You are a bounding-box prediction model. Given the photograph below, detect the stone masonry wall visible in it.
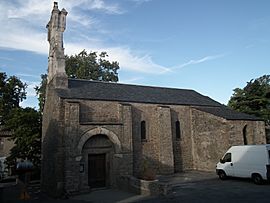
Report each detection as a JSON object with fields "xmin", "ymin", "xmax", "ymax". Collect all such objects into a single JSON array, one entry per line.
[
  {"xmin": 62, "ymin": 99, "xmax": 133, "ymax": 193},
  {"xmin": 227, "ymin": 120, "xmax": 266, "ymax": 145},
  {"xmin": 157, "ymin": 106, "xmax": 174, "ymax": 174},
  {"xmin": 191, "ymin": 108, "xmax": 229, "ymax": 171},
  {"xmin": 42, "ymin": 85, "xmax": 66, "ymax": 197},
  {"xmin": 170, "ymin": 106, "xmax": 194, "ymax": 171},
  {"xmin": 191, "ymin": 108, "xmax": 266, "ymax": 171},
  {"xmin": 63, "ymin": 100, "xmax": 193, "ymax": 188},
  {"xmin": 132, "ymin": 103, "xmax": 194, "ymax": 177},
  {"xmin": 43, "ymin": 93, "xmax": 266, "ymax": 195}
]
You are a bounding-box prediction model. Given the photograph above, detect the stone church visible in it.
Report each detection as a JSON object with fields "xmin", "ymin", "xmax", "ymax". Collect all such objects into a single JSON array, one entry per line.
[{"xmin": 42, "ymin": 2, "xmax": 266, "ymax": 197}]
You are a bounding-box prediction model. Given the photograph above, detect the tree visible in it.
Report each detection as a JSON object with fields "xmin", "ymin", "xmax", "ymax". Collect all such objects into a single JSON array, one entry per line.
[
  {"xmin": 0, "ymin": 73, "xmax": 41, "ymax": 172},
  {"xmin": 34, "ymin": 74, "xmax": 47, "ymax": 113},
  {"xmin": 5, "ymin": 108, "xmax": 41, "ymax": 171},
  {"xmin": 36, "ymin": 50, "xmax": 120, "ymax": 111},
  {"xmin": 65, "ymin": 50, "xmax": 119, "ymax": 82},
  {"xmin": 228, "ymin": 75, "xmax": 270, "ymax": 125},
  {"xmin": 0, "ymin": 72, "xmax": 27, "ymax": 125}
]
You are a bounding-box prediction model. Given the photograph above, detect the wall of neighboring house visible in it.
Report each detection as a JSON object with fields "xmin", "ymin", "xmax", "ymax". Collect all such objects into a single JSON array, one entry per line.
[
  {"xmin": 0, "ymin": 136, "xmax": 14, "ymax": 157},
  {"xmin": 0, "ymin": 136, "xmax": 14, "ymax": 179}
]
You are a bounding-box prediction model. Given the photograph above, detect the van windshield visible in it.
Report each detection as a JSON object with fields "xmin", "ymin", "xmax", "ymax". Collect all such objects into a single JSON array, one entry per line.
[{"xmin": 221, "ymin": 153, "xmax": 231, "ymax": 163}]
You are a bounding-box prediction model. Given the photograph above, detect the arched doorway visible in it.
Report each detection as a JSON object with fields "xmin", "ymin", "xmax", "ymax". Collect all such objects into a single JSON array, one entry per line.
[{"xmin": 81, "ymin": 134, "xmax": 114, "ymax": 189}]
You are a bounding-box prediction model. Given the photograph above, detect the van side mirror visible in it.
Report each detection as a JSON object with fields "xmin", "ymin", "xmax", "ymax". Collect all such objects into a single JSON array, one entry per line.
[{"xmin": 220, "ymin": 159, "xmax": 224, "ymax": 164}]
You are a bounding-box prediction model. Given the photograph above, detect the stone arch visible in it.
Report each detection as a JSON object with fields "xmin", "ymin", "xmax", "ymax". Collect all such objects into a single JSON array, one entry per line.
[{"xmin": 77, "ymin": 127, "xmax": 121, "ymax": 154}]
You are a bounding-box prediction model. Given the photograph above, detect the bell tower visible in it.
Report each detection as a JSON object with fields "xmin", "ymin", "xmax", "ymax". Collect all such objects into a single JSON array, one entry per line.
[{"xmin": 46, "ymin": 2, "xmax": 68, "ymax": 88}]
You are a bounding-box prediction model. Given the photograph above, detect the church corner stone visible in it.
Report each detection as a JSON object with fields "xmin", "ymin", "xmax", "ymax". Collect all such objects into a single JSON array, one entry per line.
[{"xmin": 41, "ymin": 2, "xmax": 266, "ymax": 197}]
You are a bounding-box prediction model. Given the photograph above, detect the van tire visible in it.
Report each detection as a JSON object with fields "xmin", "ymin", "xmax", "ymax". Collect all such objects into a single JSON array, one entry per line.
[
  {"xmin": 218, "ymin": 170, "xmax": 227, "ymax": 180},
  {"xmin": 252, "ymin": 174, "xmax": 263, "ymax": 185}
]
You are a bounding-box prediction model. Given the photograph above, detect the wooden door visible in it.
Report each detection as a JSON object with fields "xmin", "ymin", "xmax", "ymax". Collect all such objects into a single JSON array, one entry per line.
[{"xmin": 88, "ymin": 154, "xmax": 106, "ymax": 188}]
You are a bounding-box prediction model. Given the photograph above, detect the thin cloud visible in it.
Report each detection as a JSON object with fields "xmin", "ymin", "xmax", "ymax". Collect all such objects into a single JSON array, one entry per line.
[
  {"xmin": 106, "ymin": 47, "xmax": 171, "ymax": 74},
  {"xmin": 119, "ymin": 77, "xmax": 143, "ymax": 84},
  {"xmin": 0, "ymin": 56, "xmax": 13, "ymax": 61},
  {"xmin": 17, "ymin": 73, "xmax": 41, "ymax": 79},
  {"xmin": 0, "ymin": 0, "xmax": 172, "ymax": 75},
  {"xmin": 171, "ymin": 54, "xmax": 225, "ymax": 71},
  {"xmin": 65, "ymin": 43, "xmax": 171, "ymax": 74},
  {"xmin": 129, "ymin": 0, "xmax": 152, "ymax": 5},
  {"xmin": 85, "ymin": 0, "xmax": 124, "ymax": 14}
]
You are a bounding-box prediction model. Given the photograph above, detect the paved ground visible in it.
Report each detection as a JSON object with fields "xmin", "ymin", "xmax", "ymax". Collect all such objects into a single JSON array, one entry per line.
[
  {"xmin": 1, "ymin": 171, "xmax": 270, "ymax": 202},
  {"xmin": 140, "ymin": 177, "xmax": 270, "ymax": 203},
  {"xmin": 71, "ymin": 188, "xmax": 147, "ymax": 203}
]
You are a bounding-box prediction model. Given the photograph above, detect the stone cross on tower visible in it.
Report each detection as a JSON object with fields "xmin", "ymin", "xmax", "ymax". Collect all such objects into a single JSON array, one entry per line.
[{"xmin": 46, "ymin": 2, "xmax": 68, "ymax": 88}]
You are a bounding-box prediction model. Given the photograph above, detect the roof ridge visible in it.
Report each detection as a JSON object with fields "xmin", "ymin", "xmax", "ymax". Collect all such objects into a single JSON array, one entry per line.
[{"xmin": 68, "ymin": 78, "xmax": 196, "ymax": 92}]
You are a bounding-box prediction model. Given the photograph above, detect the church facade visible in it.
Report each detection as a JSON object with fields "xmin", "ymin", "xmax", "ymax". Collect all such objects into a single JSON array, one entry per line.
[{"xmin": 41, "ymin": 3, "xmax": 266, "ymax": 197}]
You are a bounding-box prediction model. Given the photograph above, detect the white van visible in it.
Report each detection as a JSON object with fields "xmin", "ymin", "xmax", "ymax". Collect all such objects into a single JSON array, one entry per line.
[{"xmin": 216, "ymin": 145, "xmax": 270, "ymax": 184}]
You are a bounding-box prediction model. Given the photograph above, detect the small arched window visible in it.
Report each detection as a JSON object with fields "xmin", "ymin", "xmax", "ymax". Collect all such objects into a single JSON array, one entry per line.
[
  {"xmin": 141, "ymin": 120, "xmax": 146, "ymax": 141},
  {"xmin": 176, "ymin": 120, "xmax": 181, "ymax": 139}
]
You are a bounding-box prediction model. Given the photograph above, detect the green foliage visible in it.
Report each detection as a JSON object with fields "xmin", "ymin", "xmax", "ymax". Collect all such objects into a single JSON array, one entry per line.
[
  {"xmin": 0, "ymin": 72, "xmax": 27, "ymax": 124},
  {"xmin": 65, "ymin": 50, "xmax": 119, "ymax": 82},
  {"xmin": 228, "ymin": 75, "xmax": 270, "ymax": 125},
  {"xmin": 0, "ymin": 72, "xmax": 40, "ymax": 171},
  {"xmin": 34, "ymin": 74, "xmax": 47, "ymax": 113},
  {"xmin": 5, "ymin": 107, "xmax": 41, "ymax": 169}
]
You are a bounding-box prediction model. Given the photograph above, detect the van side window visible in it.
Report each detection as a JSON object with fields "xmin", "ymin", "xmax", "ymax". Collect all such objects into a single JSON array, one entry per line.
[
  {"xmin": 223, "ymin": 153, "xmax": 231, "ymax": 162},
  {"xmin": 268, "ymin": 150, "xmax": 270, "ymax": 159}
]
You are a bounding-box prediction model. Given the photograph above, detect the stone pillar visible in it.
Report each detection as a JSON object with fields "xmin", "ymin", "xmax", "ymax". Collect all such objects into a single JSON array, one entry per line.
[
  {"xmin": 122, "ymin": 104, "xmax": 133, "ymax": 152},
  {"xmin": 158, "ymin": 106, "xmax": 174, "ymax": 174},
  {"xmin": 117, "ymin": 104, "xmax": 133, "ymax": 175}
]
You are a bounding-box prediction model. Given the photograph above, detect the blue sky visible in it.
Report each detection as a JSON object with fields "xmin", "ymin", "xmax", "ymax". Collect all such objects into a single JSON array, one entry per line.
[{"xmin": 0, "ymin": 0, "xmax": 269, "ymax": 108}]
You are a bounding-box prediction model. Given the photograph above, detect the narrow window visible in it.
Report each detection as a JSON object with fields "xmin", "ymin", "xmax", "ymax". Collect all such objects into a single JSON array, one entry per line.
[
  {"xmin": 176, "ymin": 120, "xmax": 181, "ymax": 139},
  {"xmin": 243, "ymin": 125, "xmax": 247, "ymax": 145},
  {"xmin": 141, "ymin": 121, "xmax": 146, "ymax": 140}
]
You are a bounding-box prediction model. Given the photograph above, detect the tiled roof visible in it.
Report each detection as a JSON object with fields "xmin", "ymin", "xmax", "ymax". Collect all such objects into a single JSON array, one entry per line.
[
  {"xmin": 55, "ymin": 79, "xmax": 261, "ymax": 121},
  {"xmin": 194, "ymin": 106, "xmax": 262, "ymax": 121},
  {"xmin": 57, "ymin": 79, "xmax": 222, "ymax": 106}
]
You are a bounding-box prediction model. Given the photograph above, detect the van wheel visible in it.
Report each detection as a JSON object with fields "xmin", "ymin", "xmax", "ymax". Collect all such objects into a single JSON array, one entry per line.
[
  {"xmin": 252, "ymin": 174, "xmax": 263, "ymax": 185},
  {"xmin": 218, "ymin": 170, "xmax": 227, "ymax": 180}
]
